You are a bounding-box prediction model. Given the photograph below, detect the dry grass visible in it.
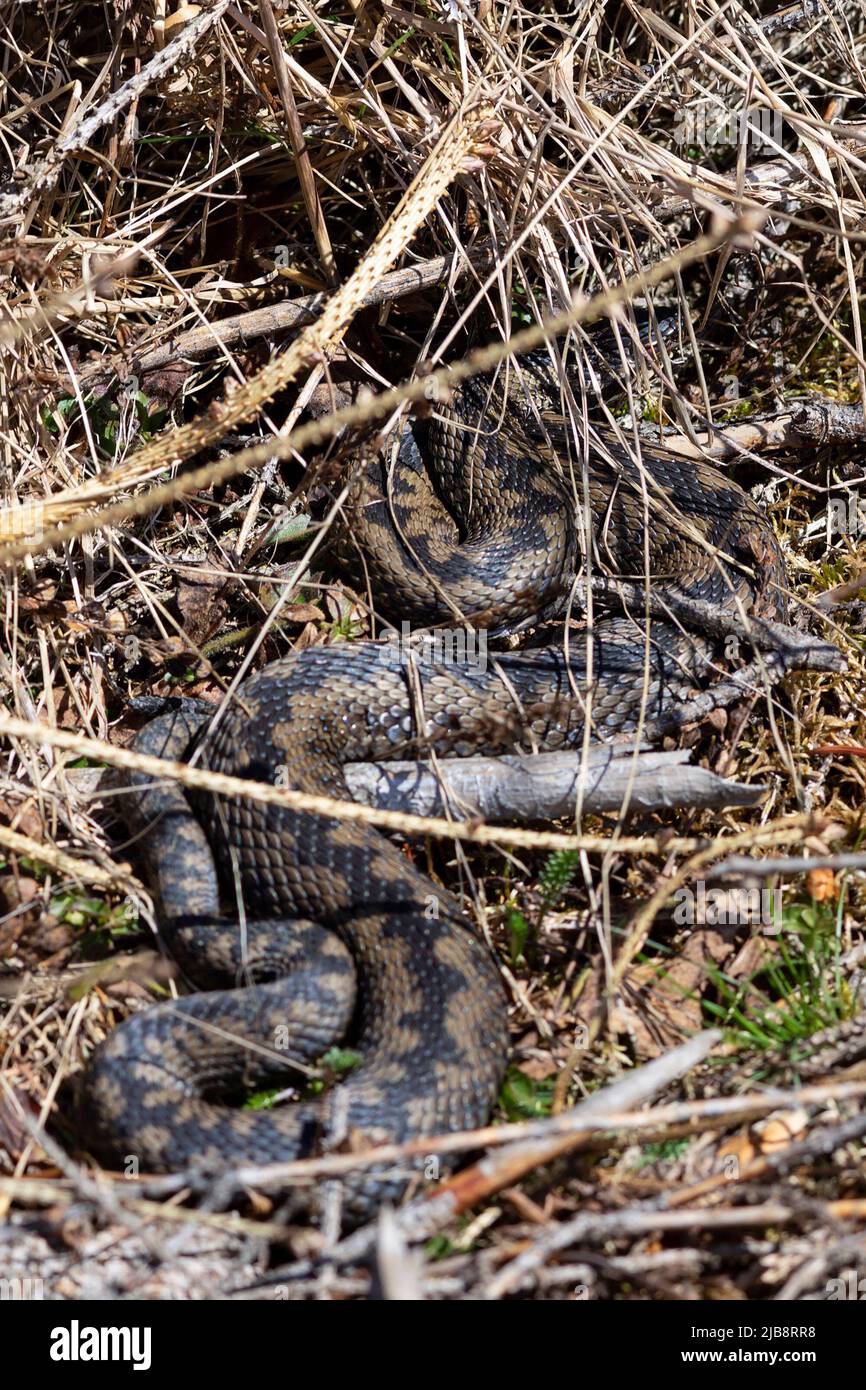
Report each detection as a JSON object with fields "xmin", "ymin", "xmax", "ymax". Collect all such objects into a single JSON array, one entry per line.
[{"xmin": 1, "ymin": 0, "xmax": 866, "ymax": 1300}]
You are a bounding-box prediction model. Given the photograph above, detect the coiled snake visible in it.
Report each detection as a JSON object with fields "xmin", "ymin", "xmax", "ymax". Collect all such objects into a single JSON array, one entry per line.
[{"xmin": 77, "ymin": 349, "xmax": 791, "ymax": 1214}]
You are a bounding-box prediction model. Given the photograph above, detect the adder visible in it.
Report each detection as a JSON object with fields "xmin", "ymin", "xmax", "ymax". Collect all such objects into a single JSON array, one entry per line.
[{"xmin": 76, "ymin": 345, "xmax": 810, "ymax": 1215}]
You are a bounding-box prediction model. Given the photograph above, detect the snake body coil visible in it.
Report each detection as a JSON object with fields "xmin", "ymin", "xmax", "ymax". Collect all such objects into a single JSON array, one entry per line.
[{"xmin": 78, "ymin": 352, "xmax": 787, "ymax": 1214}]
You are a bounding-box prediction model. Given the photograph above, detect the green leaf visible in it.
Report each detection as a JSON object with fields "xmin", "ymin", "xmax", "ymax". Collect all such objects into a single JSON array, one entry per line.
[
  {"xmin": 245, "ymin": 1088, "xmax": 281, "ymax": 1110},
  {"xmin": 506, "ymin": 908, "xmax": 530, "ymax": 964},
  {"xmin": 539, "ymin": 848, "xmax": 580, "ymax": 907},
  {"xmin": 320, "ymin": 1046, "xmax": 362, "ymax": 1075},
  {"xmin": 425, "ymin": 1234, "xmax": 454, "ymax": 1260},
  {"xmin": 499, "ymin": 1066, "xmax": 554, "ymax": 1120},
  {"xmin": 267, "ymin": 512, "xmax": 312, "ymax": 546}
]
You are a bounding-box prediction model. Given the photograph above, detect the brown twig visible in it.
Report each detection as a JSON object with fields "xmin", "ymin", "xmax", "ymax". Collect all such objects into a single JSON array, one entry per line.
[{"xmin": 75, "ymin": 249, "xmax": 493, "ymax": 384}]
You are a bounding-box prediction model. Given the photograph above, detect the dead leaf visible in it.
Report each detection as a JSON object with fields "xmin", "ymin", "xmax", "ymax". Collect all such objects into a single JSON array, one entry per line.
[
  {"xmin": 806, "ymin": 867, "xmax": 837, "ymax": 902},
  {"xmin": 754, "ymin": 1108, "xmax": 809, "ymax": 1153},
  {"xmin": 620, "ymin": 926, "xmax": 738, "ymax": 1061},
  {"xmin": 0, "ymin": 1082, "xmax": 42, "ymax": 1167},
  {"xmin": 175, "ymin": 551, "xmax": 233, "ymax": 646},
  {"xmin": 281, "ymin": 602, "xmax": 326, "ymax": 625}
]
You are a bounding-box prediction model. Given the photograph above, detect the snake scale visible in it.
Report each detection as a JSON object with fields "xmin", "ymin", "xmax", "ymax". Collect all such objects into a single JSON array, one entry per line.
[{"xmin": 77, "ymin": 348, "xmax": 789, "ymax": 1215}]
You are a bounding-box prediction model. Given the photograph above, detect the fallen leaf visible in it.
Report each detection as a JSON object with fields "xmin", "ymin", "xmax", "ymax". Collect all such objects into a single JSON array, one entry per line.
[
  {"xmin": 806, "ymin": 867, "xmax": 837, "ymax": 902},
  {"xmin": 176, "ymin": 551, "xmax": 233, "ymax": 646},
  {"xmin": 754, "ymin": 1108, "xmax": 809, "ymax": 1153}
]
